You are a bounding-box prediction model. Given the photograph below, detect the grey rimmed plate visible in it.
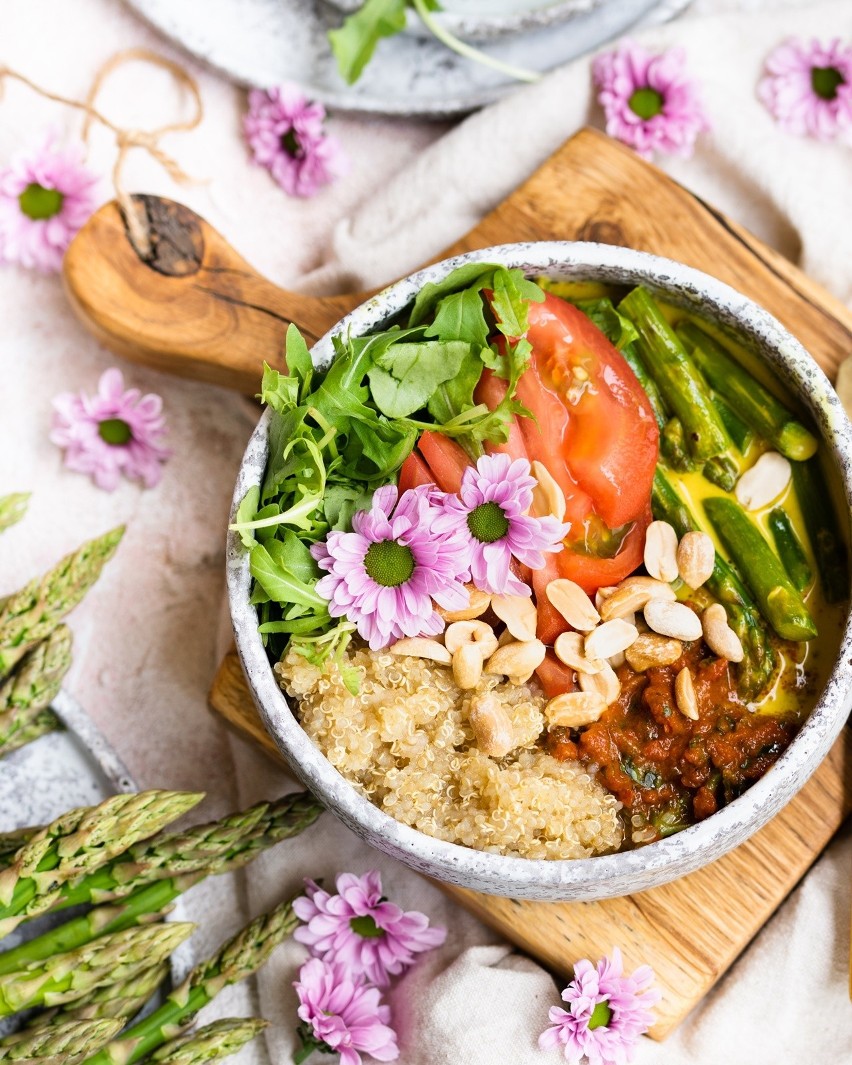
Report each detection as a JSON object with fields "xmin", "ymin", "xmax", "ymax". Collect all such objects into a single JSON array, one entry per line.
[
  {"xmin": 227, "ymin": 241, "xmax": 852, "ymax": 903},
  {"xmin": 124, "ymin": 0, "xmax": 693, "ymax": 118}
]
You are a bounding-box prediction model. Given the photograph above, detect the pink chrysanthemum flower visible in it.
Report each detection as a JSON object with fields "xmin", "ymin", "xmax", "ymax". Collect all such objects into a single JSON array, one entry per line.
[
  {"xmin": 293, "ymin": 870, "xmax": 446, "ymax": 988},
  {"xmin": 243, "ymin": 85, "xmax": 348, "ymax": 197},
  {"xmin": 592, "ymin": 41, "xmax": 710, "ymax": 159},
  {"xmin": 294, "ymin": 957, "xmax": 399, "ymax": 1065},
  {"xmin": 538, "ymin": 948, "xmax": 661, "ymax": 1065},
  {"xmin": 50, "ymin": 368, "xmax": 170, "ymax": 491},
  {"xmin": 0, "ymin": 133, "xmax": 98, "ymax": 273},
  {"xmin": 431, "ymin": 454, "xmax": 567, "ymax": 598},
  {"xmin": 310, "ymin": 484, "xmax": 469, "ymax": 650},
  {"xmin": 758, "ymin": 37, "xmax": 852, "ymax": 141}
]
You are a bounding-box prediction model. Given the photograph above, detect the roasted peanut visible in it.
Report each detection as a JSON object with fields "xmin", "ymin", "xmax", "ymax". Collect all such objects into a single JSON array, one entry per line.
[
  {"xmin": 644, "ymin": 599, "xmax": 703, "ymax": 641},
  {"xmin": 735, "ymin": 451, "xmax": 791, "ymax": 511},
  {"xmin": 676, "ymin": 531, "xmax": 715, "ymax": 589},
  {"xmin": 578, "ymin": 661, "xmax": 621, "ymax": 705},
  {"xmin": 491, "ymin": 594, "xmax": 538, "ymax": 642},
  {"xmin": 554, "ymin": 631, "xmax": 604, "ymax": 675},
  {"xmin": 701, "ymin": 603, "xmax": 744, "ymax": 662},
  {"xmin": 624, "ymin": 633, "xmax": 683, "ymax": 671},
  {"xmin": 485, "ymin": 639, "xmax": 547, "ymax": 681},
  {"xmin": 453, "ymin": 644, "xmax": 483, "ymax": 690},
  {"xmin": 545, "ymin": 691, "xmax": 607, "ymax": 729},
  {"xmin": 584, "ymin": 619, "xmax": 639, "ymax": 662},
  {"xmin": 468, "ymin": 693, "xmax": 515, "ymax": 758},
  {"xmin": 546, "ymin": 579, "xmax": 600, "ymax": 631},
  {"xmin": 436, "ymin": 584, "xmax": 492, "ymax": 622},
  {"xmin": 389, "ymin": 638, "xmax": 453, "ymax": 665},
  {"xmin": 675, "ymin": 666, "xmax": 699, "ymax": 721},
  {"xmin": 444, "ymin": 620, "xmax": 499, "ymax": 659},
  {"xmin": 644, "ymin": 520, "xmax": 679, "ymax": 582},
  {"xmin": 531, "ymin": 460, "xmax": 567, "ymax": 521},
  {"xmin": 599, "ymin": 577, "xmax": 676, "ymax": 621}
]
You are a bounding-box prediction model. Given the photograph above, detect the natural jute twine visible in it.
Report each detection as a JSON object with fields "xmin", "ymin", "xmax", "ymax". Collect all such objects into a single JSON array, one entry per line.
[{"xmin": 0, "ymin": 48, "xmax": 204, "ymax": 257}]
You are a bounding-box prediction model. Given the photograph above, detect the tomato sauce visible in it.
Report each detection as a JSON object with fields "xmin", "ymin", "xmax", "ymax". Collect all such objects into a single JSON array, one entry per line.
[{"xmin": 546, "ymin": 641, "xmax": 799, "ymax": 842}]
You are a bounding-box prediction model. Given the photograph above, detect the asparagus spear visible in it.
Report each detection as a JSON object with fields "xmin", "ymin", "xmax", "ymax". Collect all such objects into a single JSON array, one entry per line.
[
  {"xmin": 651, "ymin": 469, "xmax": 776, "ymax": 698},
  {"xmin": 0, "ymin": 527, "xmax": 124, "ymax": 679},
  {"xmin": 618, "ymin": 287, "xmax": 729, "ymax": 462},
  {"xmin": 55, "ymin": 792, "xmax": 322, "ymax": 913},
  {"xmin": 621, "ymin": 342, "xmax": 667, "ymax": 428},
  {"xmin": 0, "ymin": 790, "xmax": 203, "ymax": 938},
  {"xmin": 767, "ymin": 508, "xmax": 813, "ymax": 593},
  {"xmin": 0, "ymin": 625, "xmax": 72, "ymax": 758},
  {"xmin": 21, "ymin": 962, "xmax": 169, "ymax": 1031},
  {"xmin": 676, "ymin": 321, "xmax": 818, "ymax": 460},
  {"xmin": 660, "ymin": 418, "xmax": 697, "ymax": 472},
  {"xmin": 0, "ymin": 921, "xmax": 193, "ymax": 1017},
  {"xmin": 151, "ymin": 1018, "xmax": 268, "ymax": 1064},
  {"xmin": 82, "ymin": 898, "xmax": 299, "ymax": 1065},
  {"xmin": 704, "ymin": 497, "xmax": 818, "ymax": 641},
  {"xmin": 0, "ymin": 495, "xmax": 29, "ymax": 536},
  {"xmin": 0, "ymin": 828, "xmax": 37, "ymax": 867},
  {"xmin": 713, "ymin": 393, "xmax": 754, "ymax": 454},
  {"xmin": 0, "ymin": 1019, "xmax": 123, "ymax": 1063},
  {"xmin": 791, "ymin": 457, "xmax": 850, "ymax": 605}
]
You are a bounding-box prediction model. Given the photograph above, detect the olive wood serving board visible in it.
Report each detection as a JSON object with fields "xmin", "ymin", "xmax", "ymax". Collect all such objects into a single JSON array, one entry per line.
[{"xmin": 64, "ymin": 128, "xmax": 852, "ymax": 1039}]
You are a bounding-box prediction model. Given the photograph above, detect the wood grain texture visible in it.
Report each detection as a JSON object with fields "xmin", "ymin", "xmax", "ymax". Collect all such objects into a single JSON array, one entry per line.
[
  {"xmin": 63, "ymin": 130, "xmax": 851, "ymax": 394},
  {"xmin": 209, "ymin": 649, "xmax": 852, "ymax": 1039},
  {"xmin": 67, "ymin": 126, "xmax": 852, "ymax": 1039}
]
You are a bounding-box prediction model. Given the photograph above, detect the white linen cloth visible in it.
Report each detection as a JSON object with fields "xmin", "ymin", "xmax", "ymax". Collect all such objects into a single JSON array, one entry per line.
[{"xmin": 1, "ymin": 1, "xmax": 850, "ymax": 1063}]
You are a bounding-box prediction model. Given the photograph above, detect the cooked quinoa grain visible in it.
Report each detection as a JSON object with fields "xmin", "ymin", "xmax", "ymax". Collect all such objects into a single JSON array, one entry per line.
[{"xmin": 275, "ymin": 647, "xmax": 622, "ymax": 859}]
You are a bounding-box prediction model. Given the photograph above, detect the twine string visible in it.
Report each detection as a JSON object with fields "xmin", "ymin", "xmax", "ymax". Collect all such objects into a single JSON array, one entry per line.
[{"xmin": 0, "ymin": 47, "xmax": 204, "ymax": 257}]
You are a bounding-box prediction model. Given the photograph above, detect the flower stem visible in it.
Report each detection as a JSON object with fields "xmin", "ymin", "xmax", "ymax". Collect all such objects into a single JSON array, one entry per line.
[{"xmin": 410, "ymin": 0, "xmax": 540, "ymax": 84}]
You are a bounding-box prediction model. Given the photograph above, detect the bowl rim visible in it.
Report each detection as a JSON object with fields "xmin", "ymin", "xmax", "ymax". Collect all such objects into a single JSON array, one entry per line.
[{"xmin": 228, "ymin": 240, "xmax": 852, "ymax": 899}]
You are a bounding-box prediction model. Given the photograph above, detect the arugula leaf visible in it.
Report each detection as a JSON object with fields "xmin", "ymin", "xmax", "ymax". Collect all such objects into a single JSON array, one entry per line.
[
  {"xmin": 260, "ymin": 365, "xmax": 299, "ymax": 413},
  {"xmin": 233, "ymin": 487, "xmax": 260, "ymax": 549},
  {"xmin": 250, "ymin": 542, "xmax": 328, "ymax": 610},
  {"xmin": 367, "ymin": 340, "xmax": 469, "ymax": 418},
  {"xmin": 425, "ymin": 286, "xmax": 490, "ymax": 349},
  {"xmin": 284, "ymin": 322, "xmax": 313, "ymax": 391},
  {"xmin": 329, "ymin": 0, "xmax": 408, "ymax": 85},
  {"xmin": 323, "ymin": 483, "xmax": 376, "ymax": 531},
  {"xmin": 409, "ymin": 263, "xmax": 499, "ymax": 326},
  {"xmin": 575, "ymin": 298, "xmax": 639, "ymax": 351}
]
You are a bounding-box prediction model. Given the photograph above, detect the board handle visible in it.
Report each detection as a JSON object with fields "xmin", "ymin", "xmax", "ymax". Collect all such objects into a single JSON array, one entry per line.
[{"xmin": 63, "ymin": 195, "xmax": 361, "ymax": 393}]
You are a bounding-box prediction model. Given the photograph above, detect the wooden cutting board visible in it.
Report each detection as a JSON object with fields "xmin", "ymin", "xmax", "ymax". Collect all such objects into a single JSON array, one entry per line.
[{"xmin": 64, "ymin": 128, "xmax": 852, "ymax": 1039}]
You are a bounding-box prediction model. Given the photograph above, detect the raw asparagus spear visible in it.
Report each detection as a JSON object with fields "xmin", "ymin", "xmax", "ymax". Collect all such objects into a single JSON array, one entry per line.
[
  {"xmin": 767, "ymin": 508, "xmax": 813, "ymax": 593},
  {"xmin": 704, "ymin": 497, "xmax": 818, "ymax": 641},
  {"xmin": 713, "ymin": 393, "xmax": 754, "ymax": 454},
  {"xmin": 0, "ymin": 625, "xmax": 71, "ymax": 758},
  {"xmin": 56, "ymin": 791, "xmax": 322, "ymax": 913},
  {"xmin": 0, "ymin": 495, "xmax": 29, "ymax": 535},
  {"xmin": 651, "ymin": 469, "xmax": 775, "ymax": 698},
  {"xmin": 618, "ymin": 287, "xmax": 729, "ymax": 462},
  {"xmin": 151, "ymin": 1018, "xmax": 268, "ymax": 1064},
  {"xmin": 676, "ymin": 321, "xmax": 818, "ymax": 460},
  {"xmin": 790, "ymin": 457, "xmax": 850, "ymax": 604},
  {"xmin": 0, "ymin": 921, "xmax": 193, "ymax": 1017},
  {"xmin": 21, "ymin": 963, "xmax": 168, "ymax": 1031},
  {"xmin": 0, "ymin": 526, "xmax": 123, "ymax": 679},
  {"xmin": 0, "ymin": 790, "xmax": 203, "ymax": 938},
  {"xmin": 0, "ymin": 829, "xmax": 37, "ymax": 867},
  {"xmin": 0, "ymin": 1018, "xmax": 123, "ymax": 1062},
  {"xmin": 82, "ymin": 898, "xmax": 300, "ymax": 1065}
]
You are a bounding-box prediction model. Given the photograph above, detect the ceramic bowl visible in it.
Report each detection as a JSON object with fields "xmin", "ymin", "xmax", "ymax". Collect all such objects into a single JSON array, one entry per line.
[{"xmin": 227, "ymin": 241, "xmax": 852, "ymax": 902}]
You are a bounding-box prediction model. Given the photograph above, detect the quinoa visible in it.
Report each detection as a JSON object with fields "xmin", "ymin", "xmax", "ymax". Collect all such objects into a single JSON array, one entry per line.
[{"xmin": 275, "ymin": 647, "xmax": 623, "ymax": 860}]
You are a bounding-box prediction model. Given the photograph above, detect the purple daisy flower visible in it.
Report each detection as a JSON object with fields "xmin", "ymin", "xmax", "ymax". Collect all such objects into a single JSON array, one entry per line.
[
  {"xmin": 294, "ymin": 957, "xmax": 399, "ymax": 1065},
  {"xmin": 293, "ymin": 870, "xmax": 447, "ymax": 988},
  {"xmin": 592, "ymin": 41, "xmax": 710, "ymax": 159},
  {"xmin": 243, "ymin": 85, "xmax": 349, "ymax": 197},
  {"xmin": 310, "ymin": 483, "xmax": 469, "ymax": 650},
  {"xmin": 431, "ymin": 454, "xmax": 567, "ymax": 598},
  {"xmin": 758, "ymin": 37, "xmax": 852, "ymax": 141},
  {"xmin": 0, "ymin": 132, "xmax": 99, "ymax": 273},
  {"xmin": 538, "ymin": 948, "xmax": 661, "ymax": 1065},
  {"xmin": 50, "ymin": 368, "xmax": 170, "ymax": 491}
]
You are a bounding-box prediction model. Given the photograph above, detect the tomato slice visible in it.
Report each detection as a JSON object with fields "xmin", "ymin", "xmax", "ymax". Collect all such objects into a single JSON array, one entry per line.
[
  {"xmin": 531, "ymin": 557, "xmax": 569, "ymax": 643},
  {"xmin": 535, "ymin": 650, "xmax": 577, "ymax": 699},
  {"xmin": 555, "ymin": 504, "xmax": 652, "ymax": 592},
  {"xmin": 474, "ymin": 369, "xmax": 530, "ymax": 464},
  {"xmin": 524, "ymin": 293, "xmax": 659, "ymax": 530},
  {"xmin": 398, "ymin": 451, "xmax": 435, "ymax": 494},
  {"xmin": 417, "ymin": 432, "xmax": 470, "ymax": 495}
]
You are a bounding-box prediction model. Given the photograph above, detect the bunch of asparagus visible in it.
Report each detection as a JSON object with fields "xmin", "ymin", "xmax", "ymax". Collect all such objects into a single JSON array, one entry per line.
[
  {"xmin": 0, "ymin": 787, "xmax": 323, "ymax": 1063},
  {"xmin": 0, "ymin": 497, "xmax": 124, "ymax": 758},
  {"xmin": 609, "ymin": 288, "xmax": 849, "ymax": 699}
]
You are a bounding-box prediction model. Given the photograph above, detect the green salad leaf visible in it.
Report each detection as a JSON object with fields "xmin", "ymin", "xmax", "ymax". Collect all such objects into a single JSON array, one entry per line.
[
  {"xmin": 575, "ymin": 298, "xmax": 639, "ymax": 351},
  {"xmin": 234, "ymin": 261, "xmax": 546, "ymax": 683}
]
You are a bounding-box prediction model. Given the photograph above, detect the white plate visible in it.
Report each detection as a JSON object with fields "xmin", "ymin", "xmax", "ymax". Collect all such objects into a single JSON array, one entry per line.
[{"xmin": 125, "ymin": 0, "xmax": 694, "ymax": 118}]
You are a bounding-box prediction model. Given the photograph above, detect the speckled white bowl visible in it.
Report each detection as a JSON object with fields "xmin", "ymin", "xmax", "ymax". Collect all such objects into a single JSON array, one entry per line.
[{"xmin": 228, "ymin": 242, "xmax": 852, "ymax": 902}]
